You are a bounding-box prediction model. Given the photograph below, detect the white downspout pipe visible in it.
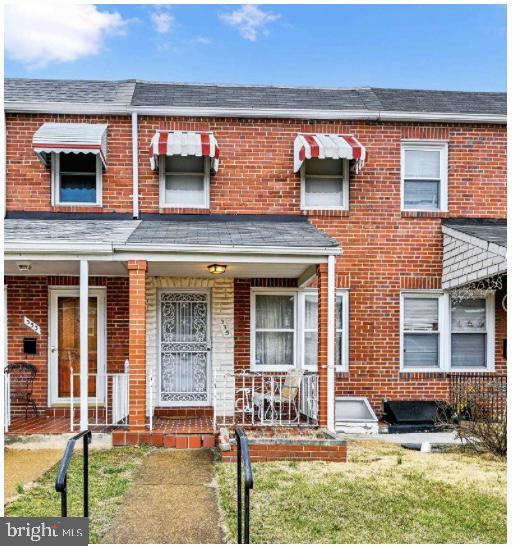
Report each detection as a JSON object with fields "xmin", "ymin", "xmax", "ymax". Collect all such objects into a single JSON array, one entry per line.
[
  {"xmin": 327, "ymin": 255, "xmax": 336, "ymax": 433},
  {"xmin": 131, "ymin": 112, "xmax": 139, "ymax": 219},
  {"xmin": 79, "ymin": 259, "xmax": 89, "ymax": 431}
]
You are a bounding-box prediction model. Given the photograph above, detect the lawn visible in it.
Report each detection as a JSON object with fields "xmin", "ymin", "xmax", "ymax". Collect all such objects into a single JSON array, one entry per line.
[
  {"xmin": 5, "ymin": 447, "xmax": 149, "ymax": 544},
  {"xmin": 216, "ymin": 440, "xmax": 507, "ymax": 544}
]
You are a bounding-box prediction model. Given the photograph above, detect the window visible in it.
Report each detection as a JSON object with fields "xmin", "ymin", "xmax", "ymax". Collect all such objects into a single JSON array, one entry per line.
[
  {"xmin": 402, "ymin": 294, "xmax": 441, "ymax": 369},
  {"xmin": 401, "ymin": 141, "xmax": 447, "ymax": 211},
  {"xmin": 401, "ymin": 292, "xmax": 495, "ymax": 372},
  {"xmin": 160, "ymin": 155, "xmax": 209, "ymax": 208},
  {"xmin": 301, "ymin": 158, "xmax": 349, "ymax": 210},
  {"xmin": 451, "ymin": 298, "xmax": 488, "ymax": 369},
  {"xmin": 52, "ymin": 153, "xmax": 101, "ymax": 205},
  {"xmin": 253, "ymin": 293, "xmax": 296, "ymax": 369}
]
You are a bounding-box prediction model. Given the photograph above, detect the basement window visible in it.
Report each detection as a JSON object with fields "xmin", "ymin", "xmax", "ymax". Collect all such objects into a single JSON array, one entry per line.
[{"xmin": 52, "ymin": 153, "xmax": 102, "ymax": 205}]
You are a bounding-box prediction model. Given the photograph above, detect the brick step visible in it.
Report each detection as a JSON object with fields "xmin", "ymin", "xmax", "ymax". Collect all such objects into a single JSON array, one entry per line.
[{"xmin": 112, "ymin": 430, "xmax": 217, "ymax": 449}]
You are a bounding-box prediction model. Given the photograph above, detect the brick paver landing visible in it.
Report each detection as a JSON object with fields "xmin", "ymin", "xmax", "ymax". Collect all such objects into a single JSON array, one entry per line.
[{"xmin": 102, "ymin": 449, "xmax": 225, "ymax": 544}]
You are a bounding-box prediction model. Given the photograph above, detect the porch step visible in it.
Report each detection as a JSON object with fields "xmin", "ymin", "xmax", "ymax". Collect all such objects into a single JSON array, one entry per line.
[{"xmin": 112, "ymin": 430, "xmax": 217, "ymax": 449}]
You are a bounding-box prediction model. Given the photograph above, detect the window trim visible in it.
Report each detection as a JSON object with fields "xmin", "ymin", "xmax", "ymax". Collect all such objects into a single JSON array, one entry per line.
[
  {"xmin": 400, "ymin": 290, "xmax": 495, "ymax": 373},
  {"xmin": 51, "ymin": 152, "xmax": 102, "ymax": 207},
  {"xmin": 250, "ymin": 287, "xmax": 350, "ymax": 373},
  {"xmin": 400, "ymin": 140, "xmax": 448, "ymax": 212},
  {"xmin": 300, "ymin": 159, "xmax": 349, "ymax": 211},
  {"xmin": 159, "ymin": 155, "xmax": 210, "ymax": 209},
  {"xmin": 250, "ymin": 288, "xmax": 297, "ymax": 372}
]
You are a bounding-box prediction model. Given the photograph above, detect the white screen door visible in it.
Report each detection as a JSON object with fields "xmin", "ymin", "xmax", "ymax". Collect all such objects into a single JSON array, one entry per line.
[{"xmin": 159, "ymin": 290, "xmax": 210, "ymax": 405}]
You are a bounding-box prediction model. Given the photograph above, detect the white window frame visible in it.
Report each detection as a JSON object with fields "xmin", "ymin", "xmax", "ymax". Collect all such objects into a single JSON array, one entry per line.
[
  {"xmin": 250, "ymin": 288, "xmax": 297, "ymax": 372},
  {"xmin": 300, "ymin": 159, "xmax": 349, "ymax": 211},
  {"xmin": 159, "ymin": 155, "xmax": 210, "ymax": 209},
  {"xmin": 250, "ymin": 288, "xmax": 349, "ymax": 372},
  {"xmin": 400, "ymin": 290, "xmax": 495, "ymax": 372},
  {"xmin": 400, "ymin": 140, "xmax": 448, "ymax": 212},
  {"xmin": 51, "ymin": 152, "xmax": 102, "ymax": 207},
  {"xmin": 450, "ymin": 294, "xmax": 495, "ymax": 372}
]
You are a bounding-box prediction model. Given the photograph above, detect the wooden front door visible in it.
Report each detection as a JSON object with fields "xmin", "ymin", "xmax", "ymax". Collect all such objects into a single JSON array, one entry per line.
[{"xmin": 57, "ymin": 296, "xmax": 98, "ymax": 398}]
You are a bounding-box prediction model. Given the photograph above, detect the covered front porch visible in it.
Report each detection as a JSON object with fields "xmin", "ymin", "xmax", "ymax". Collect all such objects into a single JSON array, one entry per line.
[{"xmin": 5, "ymin": 215, "xmax": 341, "ymax": 441}]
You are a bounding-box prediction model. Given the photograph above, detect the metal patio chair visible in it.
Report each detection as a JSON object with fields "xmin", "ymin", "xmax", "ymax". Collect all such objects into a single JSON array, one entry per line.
[{"xmin": 5, "ymin": 362, "xmax": 39, "ymax": 419}]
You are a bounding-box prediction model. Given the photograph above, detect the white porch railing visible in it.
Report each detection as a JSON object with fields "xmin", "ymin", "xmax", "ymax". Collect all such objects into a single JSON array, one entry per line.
[
  {"xmin": 4, "ymin": 371, "xmax": 10, "ymax": 432},
  {"xmin": 70, "ymin": 361, "xmax": 129, "ymax": 431},
  {"xmin": 214, "ymin": 371, "xmax": 319, "ymax": 427}
]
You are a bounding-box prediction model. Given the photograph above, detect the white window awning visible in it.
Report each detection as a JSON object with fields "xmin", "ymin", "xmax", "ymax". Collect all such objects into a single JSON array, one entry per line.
[
  {"xmin": 33, "ymin": 123, "xmax": 108, "ymax": 167},
  {"xmin": 294, "ymin": 133, "xmax": 366, "ymax": 173},
  {"xmin": 149, "ymin": 130, "xmax": 220, "ymax": 172}
]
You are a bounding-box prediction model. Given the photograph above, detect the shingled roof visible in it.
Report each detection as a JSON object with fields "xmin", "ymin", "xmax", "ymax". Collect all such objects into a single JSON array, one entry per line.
[{"xmin": 4, "ymin": 78, "xmax": 506, "ymax": 117}]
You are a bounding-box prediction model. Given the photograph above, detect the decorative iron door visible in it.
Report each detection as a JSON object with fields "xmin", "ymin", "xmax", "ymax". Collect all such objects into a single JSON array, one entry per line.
[{"xmin": 159, "ymin": 291, "xmax": 210, "ymax": 404}]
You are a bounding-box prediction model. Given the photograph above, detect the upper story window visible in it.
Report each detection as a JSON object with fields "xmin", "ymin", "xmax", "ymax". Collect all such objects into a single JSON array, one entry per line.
[
  {"xmin": 401, "ymin": 141, "xmax": 448, "ymax": 212},
  {"xmin": 401, "ymin": 291, "xmax": 495, "ymax": 372},
  {"xmin": 159, "ymin": 155, "xmax": 209, "ymax": 208},
  {"xmin": 301, "ymin": 159, "xmax": 349, "ymax": 210},
  {"xmin": 52, "ymin": 153, "xmax": 102, "ymax": 205}
]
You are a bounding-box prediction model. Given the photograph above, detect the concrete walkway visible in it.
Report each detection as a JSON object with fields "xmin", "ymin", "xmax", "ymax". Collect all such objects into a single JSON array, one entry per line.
[
  {"xmin": 342, "ymin": 431, "xmax": 465, "ymax": 445},
  {"xmin": 103, "ymin": 449, "xmax": 225, "ymax": 544}
]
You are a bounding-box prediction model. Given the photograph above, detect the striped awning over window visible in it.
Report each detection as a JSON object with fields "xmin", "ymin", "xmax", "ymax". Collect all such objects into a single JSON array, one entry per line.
[
  {"xmin": 294, "ymin": 133, "xmax": 366, "ymax": 173},
  {"xmin": 149, "ymin": 131, "xmax": 220, "ymax": 172},
  {"xmin": 33, "ymin": 123, "xmax": 108, "ymax": 167}
]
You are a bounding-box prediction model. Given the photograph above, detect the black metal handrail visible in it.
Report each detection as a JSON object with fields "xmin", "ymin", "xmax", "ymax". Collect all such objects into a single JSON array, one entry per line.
[
  {"xmin": 55, "ymin": 430, "xmax": 91, "ymax": 517},
  {"xmin": 235, "ymin": 427, "xmax": 253, "ymax": 544}
]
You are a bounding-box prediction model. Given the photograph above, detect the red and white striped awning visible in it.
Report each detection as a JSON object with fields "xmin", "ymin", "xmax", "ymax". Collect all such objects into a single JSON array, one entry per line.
[
  {"xmin": 294, "ymin": 133, "xmax": 366, "ymax": 173},
  {"xmin": 149, "ymin": 131, "xmax": 220, "ymax": 172},
  {"xmin": 33, "ymin": 123, "xmax": 108, "ymax": 167}
]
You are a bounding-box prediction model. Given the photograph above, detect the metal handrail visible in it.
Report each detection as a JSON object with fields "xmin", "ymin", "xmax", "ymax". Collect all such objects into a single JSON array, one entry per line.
[
  {"xmin": 235, "ymin": 427, "xmax": 253, "ymax": 544},
  {"xmin": 55, "ymin": 430, "xmax": 92, "ymax": 517}
]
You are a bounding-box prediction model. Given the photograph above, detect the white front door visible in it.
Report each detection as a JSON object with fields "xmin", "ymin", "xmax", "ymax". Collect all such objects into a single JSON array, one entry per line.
[
  {"xmin": 49, "ymin": 287, "xmax": 106, "ymax": 405},
  {"xmin": 158, "ymin": 290, "xmax": 211, "ymax": 406}
]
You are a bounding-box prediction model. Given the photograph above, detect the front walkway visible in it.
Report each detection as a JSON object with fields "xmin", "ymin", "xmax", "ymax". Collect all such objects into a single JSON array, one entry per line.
[{"xmin": 103, "ymin": 449, "xmax": 225, "ymax": 544}]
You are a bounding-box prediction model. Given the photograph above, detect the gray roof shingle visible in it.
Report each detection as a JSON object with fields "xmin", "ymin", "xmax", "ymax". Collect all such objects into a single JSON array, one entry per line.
[
  {"xmin": 5, "ymin": 78, "xmax": 506, "ymax": 116},
  {"xmin": 442, "ymin": 218, "xmax": 506, "ymax": 247},
  {"xmin": 127, "ymin": 217, "xmax": 339, "ymax": 249}
]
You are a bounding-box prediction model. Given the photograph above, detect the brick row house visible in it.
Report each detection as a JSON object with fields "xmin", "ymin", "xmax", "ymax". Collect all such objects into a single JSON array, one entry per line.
[{"xmin": 4, "ymin": 79, "xmax": 506, "ymax": 446}]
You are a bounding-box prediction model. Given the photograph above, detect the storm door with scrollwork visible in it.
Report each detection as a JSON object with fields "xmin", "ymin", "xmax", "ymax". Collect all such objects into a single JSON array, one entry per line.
[{"xmin": 159, "ymin": 291, "xmax": 209, "ymax": 404}]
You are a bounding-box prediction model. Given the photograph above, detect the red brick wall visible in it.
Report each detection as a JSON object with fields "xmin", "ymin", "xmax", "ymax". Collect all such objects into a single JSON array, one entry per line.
[
  {"xmin": 6, "ymin": 114, "xmax": 133, "ymax": 213},
  {"xmin": 6, "ymin": 276, "xmax": 129, "ymax": 414},
  {"xmin": 220, "ymin": 442, "xmax": 347, "ymax": 462}
]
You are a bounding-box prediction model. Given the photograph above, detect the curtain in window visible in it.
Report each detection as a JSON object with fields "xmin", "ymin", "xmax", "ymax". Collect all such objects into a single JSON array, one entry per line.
[
  {"xmin": 451, "ymin": 299, "xmax": 487, "ymax": 368},
  {"xmin": 404, "ymin": 150, "xmax": 440, "ymax": 178}
]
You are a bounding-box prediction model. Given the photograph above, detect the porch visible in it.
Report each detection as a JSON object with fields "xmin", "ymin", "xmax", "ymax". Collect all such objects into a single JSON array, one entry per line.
[{"xmin": 5, "ymin": 214, "xmax": 340, "ymax": 440}]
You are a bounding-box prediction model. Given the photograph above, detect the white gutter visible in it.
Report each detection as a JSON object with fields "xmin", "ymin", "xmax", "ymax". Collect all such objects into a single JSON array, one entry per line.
[
  {"xmin": 5, "ymin": 241, "xmax": 114, "ymax": 254},
  {"xmin": 131, "ymin": 112, "xmax": 139, "ymax": 218},
  {"xmin": 5, "ymin": 101, "xmax": 506, "ymax": 124}
]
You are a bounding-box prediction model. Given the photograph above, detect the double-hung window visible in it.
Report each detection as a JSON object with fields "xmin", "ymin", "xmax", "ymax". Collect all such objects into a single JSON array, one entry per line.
[
  {"xmin": 52, "ymin": 153, "xmax": 102, "ymax": 205},
  {"xmin": 160, "ymin": 155, "xmax": 209, "ymax": 208},
  {"xmin": 401, "ymin": 141, "xmax": 448, "ymax": 211},
  {"xmin": 401, "ymin": 292, "xmax": 495, "ymax": 371},
  {"xmin": 301, "ymin": 158, "xmax": 349, "ymax": 210},
  {"xmin": 252, "ymin": 292, "xmax": 296, "ymax": 370}
]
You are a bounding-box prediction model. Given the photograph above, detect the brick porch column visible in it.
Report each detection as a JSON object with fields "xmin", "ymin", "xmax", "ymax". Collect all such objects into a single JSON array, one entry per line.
[
  {"xmin": 317, "ymin": 258, "xmax": 336, "ymax": 430},
  {"xmin": 128, "ymin": 260, "xmax": 147, "ymax": 430}
]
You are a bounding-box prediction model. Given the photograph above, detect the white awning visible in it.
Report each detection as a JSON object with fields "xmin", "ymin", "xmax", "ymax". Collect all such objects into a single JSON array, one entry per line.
[
  {"xmin": 293, "ymin": 133, "xmax": 366, "ymax": 173},
  {"xmin": 33, "ymin": 123, "xmax": 108, "ymax": 167},
  {"xmin": 149, "ymin": 130, "xmax": 220, "ymax": 172}
]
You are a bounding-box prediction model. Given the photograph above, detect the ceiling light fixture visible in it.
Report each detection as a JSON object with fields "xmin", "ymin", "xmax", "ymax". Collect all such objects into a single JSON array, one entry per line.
[
  {"xmin": 17, "ymin": 262, "xmax": 32, "ymax": 272},
  {"xmin": 208, "ymin": 264, "xmax": 227, "ymax": 275}
]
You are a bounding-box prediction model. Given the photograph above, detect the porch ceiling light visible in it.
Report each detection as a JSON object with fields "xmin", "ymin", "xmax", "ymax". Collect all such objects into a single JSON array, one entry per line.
[
  {"xmin": 208, "ymin": 264, "xmax": 227, "ymax": 275},
  {"xmin": 17, "ymin": 261, "xmax": 32, "ymax": 272}
]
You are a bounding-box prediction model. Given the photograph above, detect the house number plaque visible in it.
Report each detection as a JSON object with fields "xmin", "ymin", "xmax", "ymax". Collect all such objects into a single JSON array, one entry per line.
[{"xmin": 24, "ymin": 316, "xmax": 41, "ymax": 335}]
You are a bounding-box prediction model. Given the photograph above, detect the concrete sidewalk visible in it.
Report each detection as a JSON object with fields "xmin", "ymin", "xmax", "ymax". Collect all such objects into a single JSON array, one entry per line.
[
  {"xmin": 342, "ymin": 431, "xmax": 465, "ymax": 445},
  {"xmin": 103, "ymin": 449, "xmax": 225, "ymax": 544}
]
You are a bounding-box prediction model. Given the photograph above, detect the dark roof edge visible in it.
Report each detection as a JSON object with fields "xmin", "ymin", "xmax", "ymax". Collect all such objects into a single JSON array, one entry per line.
[
  {"xmin": 5, "ymin": 211, "xmax": 135, "ymax": 221},
  {"xmin": 442, "ymin": 218, "xmax": 507, "ymax": 227}
]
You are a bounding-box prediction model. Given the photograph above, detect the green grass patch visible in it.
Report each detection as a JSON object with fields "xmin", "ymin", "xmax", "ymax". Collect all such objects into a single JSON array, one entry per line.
[
  {"xmin": 6, "ymin": 447, "xmax": 149, "ymax": 544},
  {"xmin": 216, "ymin": 441, "xmax": 506, "ymax": 544}
]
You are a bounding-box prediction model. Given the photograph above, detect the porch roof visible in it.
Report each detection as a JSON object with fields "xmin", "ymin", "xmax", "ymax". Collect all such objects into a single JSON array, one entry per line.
[
  {"xmin": 4, "ymin": 214, "xmax": 339, "ymax": 256},
  {"xmin": 441, "ymin": 218, "xmax": 506, "ymax": 289}
]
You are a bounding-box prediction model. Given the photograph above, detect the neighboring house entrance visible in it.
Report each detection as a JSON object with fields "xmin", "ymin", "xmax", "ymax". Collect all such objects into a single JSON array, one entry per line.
[
  {"xmin": 49, "ymin": 288, "xmax": 106, "ymax": 404},
  {"xmin": 158, "ymin": 290, "xmax": 211, "ymax": 406}
]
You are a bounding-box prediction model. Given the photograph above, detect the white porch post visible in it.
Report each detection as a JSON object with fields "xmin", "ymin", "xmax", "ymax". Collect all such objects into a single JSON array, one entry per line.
[
  {"xmin": 79, "ymin": 259, "xmax": 89, "ymax": 431},
  {"xmin": 327, "ymin": 255, "xmax": 336, "ymax": 433}
]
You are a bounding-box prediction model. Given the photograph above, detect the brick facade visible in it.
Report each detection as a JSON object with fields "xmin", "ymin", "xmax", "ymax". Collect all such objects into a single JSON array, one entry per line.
[{"xmin": 5, "ymin": 112, "xmax": 507, "ymax": 420}]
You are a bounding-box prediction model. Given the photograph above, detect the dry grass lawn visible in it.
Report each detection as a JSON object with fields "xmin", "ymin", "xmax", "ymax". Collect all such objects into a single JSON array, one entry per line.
[{"xmin": 216, "ymin": 440, "xmax": 506, "ymax": 544}]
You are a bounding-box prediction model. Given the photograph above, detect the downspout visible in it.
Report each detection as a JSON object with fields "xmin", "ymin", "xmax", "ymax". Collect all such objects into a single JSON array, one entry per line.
[
  {"xmin": 131, "ymin": 112, "xmax": 139, "ymax": 219},
  {"xmin": 327, "ymin": 254, "xmax": 336, "ymax": 433}
]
